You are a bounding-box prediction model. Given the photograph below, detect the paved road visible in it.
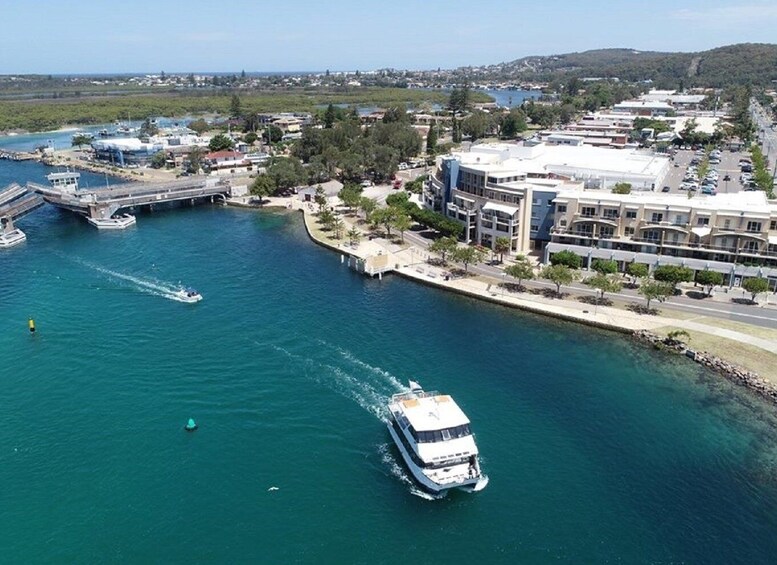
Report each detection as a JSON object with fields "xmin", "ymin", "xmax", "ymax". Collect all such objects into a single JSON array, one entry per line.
[
  {"xmin": 401, "ymin": 229, "xmax": 777, "ymax": 328},
  {"xmin": 751, "ymin": 99, "xmax": 777, "ymax": 165}
]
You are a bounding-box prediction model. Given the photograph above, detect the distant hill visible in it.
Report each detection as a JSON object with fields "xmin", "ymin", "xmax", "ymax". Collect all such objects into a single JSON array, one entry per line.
[{"xmin": 474, "ymin": 44, "xmax": 777, "ymax": 87}]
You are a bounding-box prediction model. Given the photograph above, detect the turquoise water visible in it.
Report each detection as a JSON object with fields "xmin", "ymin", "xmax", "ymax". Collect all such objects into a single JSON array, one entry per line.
[{"xmin": 3, "ymin": 160, "xmax": 777, "ymax": 562}]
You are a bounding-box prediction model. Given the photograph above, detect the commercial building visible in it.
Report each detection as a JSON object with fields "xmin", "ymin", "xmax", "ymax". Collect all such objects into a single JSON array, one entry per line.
[
  {"xmin": 425, "ymin": 142, "xmax": 671, "ymax": 254},
  {"xmin": 545, "ymin": 190, "xmax": 777, "ymax": 285}
]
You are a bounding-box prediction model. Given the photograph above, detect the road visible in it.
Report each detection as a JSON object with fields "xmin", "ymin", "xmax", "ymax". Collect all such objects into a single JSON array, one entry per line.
[
  {"xmin": 401, "ymin": 229, "xmax": 777, "ymax": 329},
  {"xmin": 750, "ymin": 98, "xmax": 777, "ymax": 166}
]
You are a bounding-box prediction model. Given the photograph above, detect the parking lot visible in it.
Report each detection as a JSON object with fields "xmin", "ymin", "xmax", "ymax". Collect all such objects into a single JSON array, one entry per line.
[{"xmin": 661, "ymin": 148, "xmax": 748, "ymax": 195}]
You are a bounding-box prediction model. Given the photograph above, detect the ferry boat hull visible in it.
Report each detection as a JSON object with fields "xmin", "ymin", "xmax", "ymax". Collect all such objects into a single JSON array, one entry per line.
[
  {"xmin": 0, "ymin": 228, "xmax": 27, "ymax": 248},
  {"xmin": 387, "ymin": 417, "xmax": 488, "ymax": 494},
  {"xmin": 87, "ymin": 214, "xmax": 137, "ymax": 230}
]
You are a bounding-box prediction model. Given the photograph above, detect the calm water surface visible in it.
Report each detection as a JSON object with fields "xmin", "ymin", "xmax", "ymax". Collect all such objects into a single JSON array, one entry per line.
[{"xmin": 2, "ymin": 159, "xmax": 777, "ymax": 563}]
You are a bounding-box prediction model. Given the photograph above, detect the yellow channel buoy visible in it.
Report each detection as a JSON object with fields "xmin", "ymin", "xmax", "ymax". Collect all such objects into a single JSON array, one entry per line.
[{"xmin": 28, "ymin": 318, "xmax": 35, "ymax": 333}]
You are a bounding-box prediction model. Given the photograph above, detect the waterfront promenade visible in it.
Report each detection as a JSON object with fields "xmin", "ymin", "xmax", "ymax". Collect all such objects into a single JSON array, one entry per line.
[{"xmin": 231, "ymin": 193, "xmax": 777, "ymax": 385}]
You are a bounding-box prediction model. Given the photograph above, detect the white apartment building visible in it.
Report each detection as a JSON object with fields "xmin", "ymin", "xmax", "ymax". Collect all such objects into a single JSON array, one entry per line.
[
  {"xmin": 425, "ymin": 143, "xmax": 672, "ymax": 255},
  {"xmin": 545, "ymin": 190, "xmax": 777, "ymax": 284}
]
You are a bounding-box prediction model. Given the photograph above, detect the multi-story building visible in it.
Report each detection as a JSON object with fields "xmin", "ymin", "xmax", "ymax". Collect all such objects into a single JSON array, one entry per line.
[
  {"xmin": 425, "ymin": 142, "xmax": 671, "ymax": 255},
  {"xmin": 545, "ymin": 190, "xmax": 777, "ymax": 285}
]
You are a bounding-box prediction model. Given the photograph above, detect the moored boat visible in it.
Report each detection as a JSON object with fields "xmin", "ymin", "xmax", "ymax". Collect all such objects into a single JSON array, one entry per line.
[
  {"xmin": 387, "ymin": 381, "xmax": 488, "ymax": 494},
  {"xmin": 87, "ymin": 214, "xmax": 137, "ymax": 230},
  {"xmin": 0, "ymin": 228, "xmax": 27, "ymax": 248}
]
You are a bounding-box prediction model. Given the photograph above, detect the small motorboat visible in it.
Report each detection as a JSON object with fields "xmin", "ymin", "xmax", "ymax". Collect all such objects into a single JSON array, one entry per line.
[
  {"xmin": 87, "ymin": 214, "xmax": 137, "ymax": 230},
  {"xmin": 175, "ymin": 288, "xmax": 202, "ymax": 303},
  {"xmin": 0, "ymin": 228, "xmax": 27, "ymax": 248}
]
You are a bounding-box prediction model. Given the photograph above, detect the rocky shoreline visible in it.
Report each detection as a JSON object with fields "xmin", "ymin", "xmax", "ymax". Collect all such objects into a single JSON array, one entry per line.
[{"xmin": 632, "ymin": 330, "xmax": 777, "ymax": 404}]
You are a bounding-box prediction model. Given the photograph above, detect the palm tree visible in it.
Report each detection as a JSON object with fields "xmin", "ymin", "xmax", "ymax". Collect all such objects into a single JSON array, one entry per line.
[{"xmin": 494, "ymin": 236, "xmax": 511, "ymax": 263}]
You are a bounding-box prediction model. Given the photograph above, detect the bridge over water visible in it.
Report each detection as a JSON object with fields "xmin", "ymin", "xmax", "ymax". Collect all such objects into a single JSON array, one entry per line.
[{"xmin": 28, "ymin": 174, "xmax": 236, "ymax": 221}]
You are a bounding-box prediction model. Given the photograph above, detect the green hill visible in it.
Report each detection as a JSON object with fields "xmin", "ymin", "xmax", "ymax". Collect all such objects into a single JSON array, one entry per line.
[{"xmin": 481, "ymin": 43, "xmax": 777, "ymax": 87}]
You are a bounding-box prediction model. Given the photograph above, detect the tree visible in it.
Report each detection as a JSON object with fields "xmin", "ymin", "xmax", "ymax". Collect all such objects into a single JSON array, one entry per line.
[
  {"xmin": 250, "ymin": 175, "xmax": 276, "ymax": 203},
  {"xmin": 695, "ymin": 270, "xmax": 724, "ymax": 296},
  {"xmin": 493, "ymin": 237, "xmax": 511, "ymax": 263},
  {"xmin": 500, "ymin": 108, "xmax": 527, "ymax": 138},
  {"xmin": 653, "ymin": 265, "xmax": 693, "ymax": 291},
  {"xmin": 370, "ymin": 207, "xmax": 398, "ymax": 236},
  {"xmin": 452, "ymin": 246, "xmax": 485, "ymax": 273},
  {"xmin": 591, "ymin": 259, "xmax": 618, "ymax": 275},
  {"xmin": 451, "ymin": 118, "xmax": 462, "ymax": 143},
  {"xmin": 150, "ymin": 150, "xmax": 167, "ymax": 169},
  {"xmin": 244, "ymin": 131, "xmax": 258, "ymax": 145},
  {"xmin": 611, "ymin": 182, "xmax": 632, "ymax": 194},
  {"xmin": 185, "ymin": 147, "xmax": 204, "ymax": 174},
  {"xmin": 358, "ymin": 196, "xmax": 377, "ymax": 220},
  {"xmin": 504, "ymin": 258, "xmax": 534, "ymax": 289},
  {"xmin": 346, "ymin": 226, "xmax": 361, "ymax": 246},
  {"xmin": 550, "ymin": 250, "xmax": 583, "ymax": 269},
  {"xmin": 382, "ymin": 105, "xmax": 409, "ymax": 124},
  {"xmin": 626, "ymin": 262, "xmax": 649, "ymax": 284},
  {"xmin": 426, "ymin": 124, "xmax": 438, "ymax": 155},
  {"xmin": 587, "ymin": 273, "xmax": 622, "ymax": 303},
  {"xmin": 139, "ymin": 118, "xmax": 159, "ymax": 138},
  {"xmin": 319, "ymin": 208, "xmax": 335, "ymax": 230},
  {"xmin": 448, "ymin": 86, "xmax": 470, "ymax": 113},
  {"xmin": 338, "ymin": 183, "xmax": 363, "ymax": 212},
  {"xmin": 266, "ymin": 156, "xmax": 306, "ymax": 190},
  {"xmin": 331, "ymin": 216, "xmax": 345, "ymax": 239},
  {"xmin": 638, "ymin": 280, "xmax": 673, "ymax": 311},
  {"xmin": 742, "ymin": 277, "xmax": 769, "ymax": 302},
  {"xmin": 392, "ymin": 212, "xmax": 412, "ymax": 243},
  {"xmin": 666, "ymin": 330, "xmax": 691, "ymax": 345},
  {"xmin": 188, "ymin": 118, "xmax": 209, "ymax": 136},
  {"xmin": 324, "ymin": 104, "xmax": 336, "ymax": 129},
  {"xmin": 541, "ymin": 264, "xmax": 576, "ymax": 296},
  {"xmin": 461, "ymin": 111, "xmax": 495, "ymax": 141},
  {"xmin": 208, "ymin": 133, "xmax": 234, "ymax": 152},
  {"xmin": 263, "ymin": 125, "xmax": 283, "ymax": 144},
  {"xmin": 429, "ymin": 236, "xmax": 458, "ymax": 264},
  {"xmin": 71, "ymin": 134, "xmax": 92, "ymax": 149},
  {"xmin": 314, "ymin": 185, "xmax": 328, "ymax": 213},
  {"xmin": 230, "ymin": 94, "xmax": 242, "ymax": 118}
]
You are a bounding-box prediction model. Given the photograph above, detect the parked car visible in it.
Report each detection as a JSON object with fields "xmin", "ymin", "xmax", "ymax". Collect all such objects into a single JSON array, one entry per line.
[
  {"xmin": 662, "ymin": 185, "xmax": 671, "ymax": 192},
  {"xmin": 701, "ymin": 187, "xmax": 717, "ymax": 195}
]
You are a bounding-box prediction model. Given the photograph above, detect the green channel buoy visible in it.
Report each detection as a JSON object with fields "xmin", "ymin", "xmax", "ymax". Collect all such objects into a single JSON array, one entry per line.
[{"xmin": 185, "ymin": 418, "xmax": 198, "ymax": 431}]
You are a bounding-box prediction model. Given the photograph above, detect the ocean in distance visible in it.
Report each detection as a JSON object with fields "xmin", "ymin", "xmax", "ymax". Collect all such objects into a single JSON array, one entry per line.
[{"xmin": 3, "ymin": 159, "xmax": 777, "ymax": 563}]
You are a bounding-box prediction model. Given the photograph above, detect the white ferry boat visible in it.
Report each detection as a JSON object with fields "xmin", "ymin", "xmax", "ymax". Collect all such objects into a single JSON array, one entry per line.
[
  {"xmin": 0, "ymin": 228, "xmax": 27, "ymax": 248},
  {"xmin": 387, "ymin": 381, "xmax": 488, "ymax": 494},
  {"xmin": 175, "ymin": 288, "xmax": 202, "ymax": 303},
  {"xmin": 87, "ymin": 214, "xmax": 137, "ymax": 230}
]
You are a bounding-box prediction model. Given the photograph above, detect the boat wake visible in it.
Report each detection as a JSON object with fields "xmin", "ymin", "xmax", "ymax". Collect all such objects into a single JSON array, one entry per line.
[
  {"xmin": 270, "ymin": 343, "xmax": 393, "ymax": 421},
  {"xmin": 377, "ymin": 443, "xmax": 447, "ymax": 501},
  {"xmin": 269, "ymin": 341, "xmax": 443, "ymax": 499},
  {"xmin": 74, "ymin": 259, "xmax": 193, "ymax": 302}
]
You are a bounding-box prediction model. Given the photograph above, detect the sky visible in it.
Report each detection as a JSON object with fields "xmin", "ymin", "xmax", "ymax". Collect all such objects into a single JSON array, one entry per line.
[{"xmin": 2, "ymin": 0, "xmax": 777, "ymax": 74}]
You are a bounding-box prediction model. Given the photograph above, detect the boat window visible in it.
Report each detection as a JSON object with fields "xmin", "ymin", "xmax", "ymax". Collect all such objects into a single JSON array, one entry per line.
[{"xmin": 415, "ymin": 424, "xmax": 472, "ymax": 443}]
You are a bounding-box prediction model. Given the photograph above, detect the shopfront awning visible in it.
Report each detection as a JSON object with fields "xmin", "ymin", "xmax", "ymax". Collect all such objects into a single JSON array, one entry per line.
[{"xmin": 691, "ymin": 227, "xmax": 711, "ymax": 238}]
